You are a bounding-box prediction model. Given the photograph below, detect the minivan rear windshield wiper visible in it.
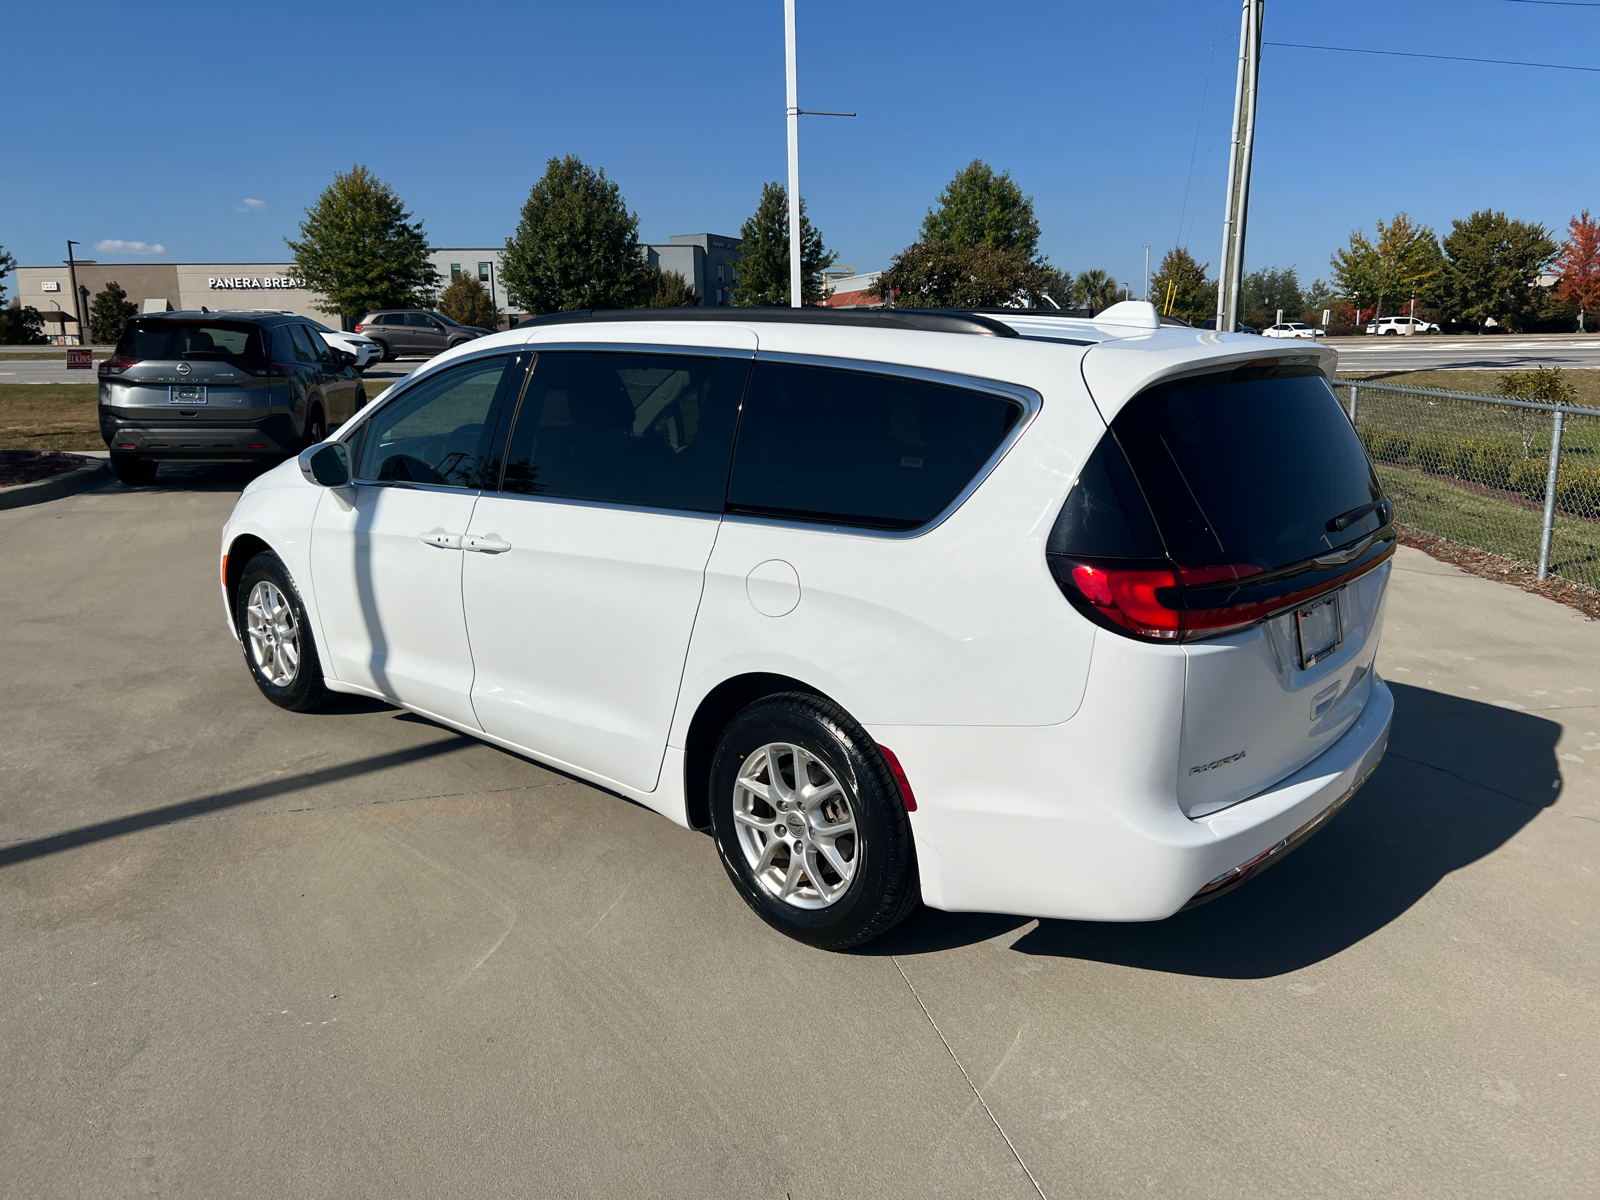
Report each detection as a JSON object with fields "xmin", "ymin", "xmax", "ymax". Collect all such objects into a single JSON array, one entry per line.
[{"xmin": 1326, "ymin": 499, "xmax": 1386, "ymax": 533}]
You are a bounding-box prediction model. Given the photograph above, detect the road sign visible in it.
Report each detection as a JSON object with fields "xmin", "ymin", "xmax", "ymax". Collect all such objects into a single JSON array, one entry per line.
[{"xmin": 66, "ymin": 348, "xmax": 92, "ymax": 369}]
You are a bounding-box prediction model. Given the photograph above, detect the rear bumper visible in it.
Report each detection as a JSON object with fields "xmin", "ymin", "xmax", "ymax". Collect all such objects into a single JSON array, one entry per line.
[
  {"xmin": 871, "ymin": 677, "xmax": 1394, "ymax": 923},
  {"xmin": 100, "ymin": 409, "xmax": 296, "ymax": 459}
]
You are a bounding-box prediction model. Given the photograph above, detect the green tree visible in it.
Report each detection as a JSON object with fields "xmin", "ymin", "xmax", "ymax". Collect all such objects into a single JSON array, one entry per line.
[
  {"xmin": 89, "ymin": 280, "xmax": 139, "ymax": 345},
  {"xmin": 437, "ymin": 273, "xmax": 502, "ymax": 329},
  {"xmin": 0, "ymin": 246, "xmax": 44, "ymax": 344},
  {"xmin": 1331, "ymin": 213, "xmax": 1444, "ymax": 320},
  {"xmin": 645, "ymin": 267, "xmax": 701, "ymax": 307},
  {"xmin": 730, "ymin": 182, "xmax": 835, "ymax": 306},
  {"xmin": 1241, "ymin": 266, "xmax": 1304, "ymax": 327},
  {"xmin": 500, "ymin": 155, "xmax": 653, "ymax": 315},
  {"xmin": 287, "ymin": 165, "xmax": 434, "ymax": 324},
  {"xmin": 920, "ymin": 160, "xmax": 1040, "ymax": 256},
  {"xmin": 1435, "ymin": 210, "xmax": 1558, "ymax": 332},
  {"xmin": 1072, "ymin": 268, "xmax": 1122, "ymax": 312},
  {"xmin": 1149, "ymin": 248, "xmax": 1213, "ymax": 324},
  {"xmin": 875, "ymin": 241, "xmax": 1050, "ymax": 308}
]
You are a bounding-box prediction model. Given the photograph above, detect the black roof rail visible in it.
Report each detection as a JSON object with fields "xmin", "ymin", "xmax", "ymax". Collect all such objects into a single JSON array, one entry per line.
[{"xmin": 514, "ymin": 307, "xmax": 1019, "ymax": 338}]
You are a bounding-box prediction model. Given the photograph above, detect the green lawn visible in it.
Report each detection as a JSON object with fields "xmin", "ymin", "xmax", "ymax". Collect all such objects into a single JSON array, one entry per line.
[{"xmin": 1336, "ymin": 368, "xmax": 1600, "ymax": 409}]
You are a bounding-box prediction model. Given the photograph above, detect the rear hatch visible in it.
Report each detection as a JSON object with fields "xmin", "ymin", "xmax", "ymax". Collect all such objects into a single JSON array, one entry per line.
[
  {"xmin": 100, "ymin": 318, "xmax": 276, "ymax": 418},
  {"xmin": 1050, "ymin": 361, "xmax": 1393, "ymax": 816}
]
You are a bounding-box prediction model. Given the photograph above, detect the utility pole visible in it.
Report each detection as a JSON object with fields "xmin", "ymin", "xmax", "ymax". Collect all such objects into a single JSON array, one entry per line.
[
  {"xmin": 783, "ymin": 0, "xmax": 853, "ymax": 309},
  {"xmin": 1143, "ymin": 245, "xmax": 1151, "ymax": 302},
  {"xmin": 65, "ymin": 240, "xmax": 83, "ymax": 346},
  {"xmin": 1215, "ymin": 0, "xmax": 1264, "ymax": 333}
]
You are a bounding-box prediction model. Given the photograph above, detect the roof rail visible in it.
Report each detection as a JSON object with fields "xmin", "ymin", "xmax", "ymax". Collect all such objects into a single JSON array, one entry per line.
[{"xmin": 514, "ymin": 307, "xmax": 1019, "ymax": 338}]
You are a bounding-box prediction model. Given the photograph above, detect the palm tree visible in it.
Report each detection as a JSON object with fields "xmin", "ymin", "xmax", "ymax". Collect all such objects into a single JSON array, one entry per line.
[{"xmin": 1073, "ymin": 269, "xmax": 1121, "ymax": 312}]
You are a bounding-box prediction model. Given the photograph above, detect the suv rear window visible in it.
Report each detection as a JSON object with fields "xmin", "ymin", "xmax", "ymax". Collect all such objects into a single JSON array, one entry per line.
[
  {"xmin": 727, "ymin": 362, "xmax": 1021, "ymax": 530},
  {"xmin": 119, "ymin": 319, "xmax": 265, "ymax": 363},
  {"xmin": 1080, "ymin": 366, "xmax": 1383, "ymax": 570}
]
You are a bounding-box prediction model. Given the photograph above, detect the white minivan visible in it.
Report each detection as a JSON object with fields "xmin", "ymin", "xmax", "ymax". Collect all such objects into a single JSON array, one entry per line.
[{"xmin": 220, "ymin": 302, "xmax": 1395, "ymax": 948}]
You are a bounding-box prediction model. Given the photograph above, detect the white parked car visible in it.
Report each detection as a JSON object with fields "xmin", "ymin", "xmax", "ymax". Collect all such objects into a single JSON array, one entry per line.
[
  {"xmin": 278, "ymin": 313, "xmax": 382, "ymax": 370},
  {"xmin": 1366, "ymin": 315, "xmax": 1439, "ymax": 336},
  {"xmin": 1262, "ymin": 321, "xmax": 1322, "ymax": 339},
  {"xmin": 219, "ymin": 301, "xmax": 1396, "ymax": 948}
]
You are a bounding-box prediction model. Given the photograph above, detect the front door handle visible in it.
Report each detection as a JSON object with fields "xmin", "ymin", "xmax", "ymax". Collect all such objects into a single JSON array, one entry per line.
[
  {"xmin": 464, "ymin": 534, "xmax": 512, "ymax": 554},
  {"xmin": 419, "ymin": 530, "xmax": 462, "ymax": 549}
]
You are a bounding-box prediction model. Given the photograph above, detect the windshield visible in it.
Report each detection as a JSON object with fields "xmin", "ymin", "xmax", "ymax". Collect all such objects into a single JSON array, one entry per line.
[
  {"xmin": 433, "ymin": 312, "xmax": 461, "ymax": 327},
  {"xmin": 1109, "ymin": 367, "xmax": 1384, "ymax": 570},
  {"xmin": 119, "ymin": 320, "xmax": 266, "ymax": 363}
]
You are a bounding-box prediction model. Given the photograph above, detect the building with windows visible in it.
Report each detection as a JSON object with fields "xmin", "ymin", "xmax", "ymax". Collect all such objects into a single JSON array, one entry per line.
[{"xmin": 643, "ymin": 233, "xmax": 742, "ymax": 307}]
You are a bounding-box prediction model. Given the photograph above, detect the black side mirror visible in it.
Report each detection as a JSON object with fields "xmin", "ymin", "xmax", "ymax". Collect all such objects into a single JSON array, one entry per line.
[{"xmin": 298, "ymin": 441, "xmax": 350, "ymax": 487}]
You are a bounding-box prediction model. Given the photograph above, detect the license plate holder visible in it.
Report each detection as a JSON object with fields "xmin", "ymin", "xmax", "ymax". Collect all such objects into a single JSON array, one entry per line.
[
  {"xmin": 169, "ymin": 384, "xmax": 206, "ymax": 404},
  {"xmin": 1295, "ymin": 590, "xmax": 1344, "ymax": 669}
]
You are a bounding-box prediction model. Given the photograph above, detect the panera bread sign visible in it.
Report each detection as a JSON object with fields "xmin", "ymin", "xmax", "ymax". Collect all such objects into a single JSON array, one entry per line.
[{"xmin": 207, "ymin": 275, "xmax": 307, "ymax": 290}]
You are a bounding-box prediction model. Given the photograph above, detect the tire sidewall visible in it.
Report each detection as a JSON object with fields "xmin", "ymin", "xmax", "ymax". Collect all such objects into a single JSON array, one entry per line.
[
  {"xmin": 709, "ymin": 697, "xmax": 909, "ymax": 948},
  {"xmin": 235, "ymin": 552, "xmax": 325, "ymax": 711}
]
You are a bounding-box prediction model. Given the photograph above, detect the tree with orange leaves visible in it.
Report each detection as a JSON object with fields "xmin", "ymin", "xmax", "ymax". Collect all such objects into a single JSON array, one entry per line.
[{"xmin": 1552, "ymin": 210, "xmax": 1600, "ymax": 332}]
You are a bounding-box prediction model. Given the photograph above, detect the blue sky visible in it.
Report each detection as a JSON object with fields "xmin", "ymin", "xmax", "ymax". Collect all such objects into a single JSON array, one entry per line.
[{"xmin": 4, "ymin": 0, "xmax": 1598, "ymax": 298}]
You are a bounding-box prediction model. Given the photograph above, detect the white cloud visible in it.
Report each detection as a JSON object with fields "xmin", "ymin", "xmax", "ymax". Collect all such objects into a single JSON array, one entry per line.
[
  {"xmin": 235, "ymin": 198, "xmax": 267, "ymax": 211},
  {"xmin": 94, "ymin": 239, "xmax": 166, "ymax": 255}
]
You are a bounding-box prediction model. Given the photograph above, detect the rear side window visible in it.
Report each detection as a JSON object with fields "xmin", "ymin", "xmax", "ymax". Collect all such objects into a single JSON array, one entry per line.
[
  {"xmin": 727, "ymin": 362, "xmax": 1021, "ymax": 530},
  {"xmin": 1105, "ymin": 368, "xmax": 1383, "ymax": 569},
  {"xmin": 356, "ymin": 354, "xmax": 525, "ymax": 487},
  {"xmin": 498, "ymin": 350, "xmax": 747, "ymax": 512},
  {"xmin": 1048, "ymin": 434, "xmax": 1164, "ymax": 558},
  {"xmin": 119, "ymin": 320, "xmax": 265, "ymax": 363}
]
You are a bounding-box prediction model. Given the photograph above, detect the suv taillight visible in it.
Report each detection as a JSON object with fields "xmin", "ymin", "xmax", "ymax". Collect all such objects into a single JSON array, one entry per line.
[
  {"xmin": 246, "ymin": 362, "xmax": 298, "ymax": 378},
  {"xmin": 99, "ymin": 354, "xmax": 138, "ymax": 377},
  {"xmin": 353, "ymin": 323, "xmax": 367, "ymax": 332}
]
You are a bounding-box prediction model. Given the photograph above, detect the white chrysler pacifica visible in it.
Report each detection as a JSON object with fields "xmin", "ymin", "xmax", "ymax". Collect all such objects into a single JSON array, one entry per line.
[{"xmin": 219, "ymin": 302, "xmax": 1394, "ymax": 949}]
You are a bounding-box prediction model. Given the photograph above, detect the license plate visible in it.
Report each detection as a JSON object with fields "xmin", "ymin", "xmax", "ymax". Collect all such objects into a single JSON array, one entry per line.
[
  {"xmin": 169, "ymin": 385, "xmax": 206, "ymax": 404},
  {"xmin": 1295, "ymin": 591, "xmax": 1344, "ymax": 669}
]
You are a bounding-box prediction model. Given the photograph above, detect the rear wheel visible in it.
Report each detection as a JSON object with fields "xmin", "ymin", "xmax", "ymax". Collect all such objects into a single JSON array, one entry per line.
[
  {"xmin": 354, "ymin": 388, "xmax": 368, "ymax": 412},
  {"xmin": 304, "ymin": 407, "xmax": 326, "ymax": 449},
  {"xmin": 709, "ymin": 692, "xmax": 919, "ymax": 949},
  {"xmin": 374, "ymin": 339, "xmax": 393, "ymax": 362},
  {"xmin": 235, "ymin": 551, "xmax": 328, "ymax": 712},
  {"xmin": 110, "ymin": 453, "xmax": 158, "ymax": 487}
]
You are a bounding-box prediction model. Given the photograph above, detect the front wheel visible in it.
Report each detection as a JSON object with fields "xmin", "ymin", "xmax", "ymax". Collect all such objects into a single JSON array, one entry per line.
[
  {"xmin": 709, "ymin": 692, "xmax": 919, "ymax": 949},
  {"xmin": 235, "ymin": 551, "xmax": 329, "ymax": 712}
]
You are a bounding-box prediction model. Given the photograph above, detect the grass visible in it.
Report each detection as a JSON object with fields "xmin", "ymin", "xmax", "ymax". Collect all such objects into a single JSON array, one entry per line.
[
  {"xmin": 1336, "ymin": 367, "xmax": 1600, "ymax": 409},
  {"xmin": 1378, "ymin": 463, "xmax": 1600, "ymax": 588},
  {"xmin": 0, "ymin": 380, "xmax": 395, "ymax": 452}
]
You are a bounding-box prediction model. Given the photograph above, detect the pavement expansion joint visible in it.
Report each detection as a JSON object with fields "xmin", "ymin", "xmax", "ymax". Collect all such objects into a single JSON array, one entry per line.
[
  {"xmin": 892, "ymin": 955, "xmax": 1049, "ymax": 1200},
  {"xmin": 1386, "ymin": 750, "xmax": 1596, "ymax": 821}
]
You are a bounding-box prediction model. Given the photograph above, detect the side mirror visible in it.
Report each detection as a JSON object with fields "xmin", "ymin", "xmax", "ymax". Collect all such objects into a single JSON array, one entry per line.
[{"xmin": 298, "ymin": 441, "xmax": 350, "ymax": 487}]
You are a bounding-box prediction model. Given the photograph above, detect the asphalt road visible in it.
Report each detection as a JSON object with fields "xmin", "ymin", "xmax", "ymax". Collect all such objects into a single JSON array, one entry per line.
[{"xmin": 1, "ymin": 471, "xmax": 1597, "ymax": 1198}]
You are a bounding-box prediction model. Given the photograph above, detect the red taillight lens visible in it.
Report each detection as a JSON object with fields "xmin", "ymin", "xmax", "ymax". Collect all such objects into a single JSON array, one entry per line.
[
  {"xmin": 1070, "ymin": 564, "xmax": 1181, "ymax": 638},
  {"xmin": 267, "ymin": 362, "xmax": 296, "ymax": 377},
  {"xmin": 353, "ymin": 324, "xmax": 367, "ymax": 332},
  {"xmin": 876, "ymin": 745, "xmax": 918, "ymax": 812},
  {"xmin": 99, "ymin": 354, "xmax": 138, "ymax": 377}
]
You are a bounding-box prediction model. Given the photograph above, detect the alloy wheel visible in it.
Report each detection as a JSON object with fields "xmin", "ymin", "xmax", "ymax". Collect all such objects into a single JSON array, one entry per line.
[
  {"xmin": 732, "ymin": 742, "xmax": 858, "ymax": 909},
  {"xmin": 245, "ymin": 580, "xmax": 300, "ymax": 687}
]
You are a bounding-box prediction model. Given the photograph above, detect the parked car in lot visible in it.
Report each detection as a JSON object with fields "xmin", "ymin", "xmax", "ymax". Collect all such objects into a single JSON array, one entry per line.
[
  {"xmin": 1366, "ymin": 315, "xmax": 1439, "ymax": 335},
  {"xmin": 1262, "ymin": 321, "xmax": 1322, "ymax": 339},
  {"xmin": 353, "ymin": 310, "xmax": 491, "ymax": 360},
  {"xmin": 220, "ymin": 302, "xmax": 1396, "ymax": 948},
  {"xmin": 294, "ymin": 316, "xmax": 382, "ymax": 371},
  {"xmin": 99, "ymin": 310, "xmax": 366, "ymax": 486}
]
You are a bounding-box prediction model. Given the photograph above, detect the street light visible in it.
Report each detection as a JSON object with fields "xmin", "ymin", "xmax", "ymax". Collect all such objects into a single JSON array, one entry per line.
[
  {"xmin": 65, "ymin": 240, "xmax": 83, "ymax": 346},
  {"xmin": 1143, "ymin": 245, "xmax": 1150, "ymax": 302},
  {"xmin": 784, "ymin": 0, "xmax": 854, "ymax": 308}
]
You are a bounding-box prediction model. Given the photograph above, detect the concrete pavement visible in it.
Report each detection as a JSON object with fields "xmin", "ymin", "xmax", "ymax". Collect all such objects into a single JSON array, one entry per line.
[{"xmin": 1, "ymin": 472, "xmax": 1596, "ymax": 1198}]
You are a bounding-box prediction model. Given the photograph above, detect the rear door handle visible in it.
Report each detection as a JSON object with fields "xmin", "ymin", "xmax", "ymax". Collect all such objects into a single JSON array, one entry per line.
[
  {"xmin": 419, "ymin": 530, "xmax": 462, "ymax": 549},
  {"xmin": 464, "ymin": 534, "xmax": 512, "ymax": 554}
]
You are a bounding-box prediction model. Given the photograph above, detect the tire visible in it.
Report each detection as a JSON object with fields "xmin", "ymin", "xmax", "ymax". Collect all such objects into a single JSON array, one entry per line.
[
  {"xmin": 304, "ymin": 406, "xmax": 326, "ymax": 450},
  {"xmin": 354, "ymin": 388, "xmax": 368, "ymax": 412},
  {"xmin": 374, "ymin": 339, "xmax": 393, "ymax": 362},
  {"xmin": 709, "ymin": 692, "xmax": 919, "ymax": 949},
  {"xmin": 234, "ymin": 551, "xmax": 329, "ymax": 712},
  {"xmin": 110, "ymin": 453, "xmax": 158, "ymax": 487}
]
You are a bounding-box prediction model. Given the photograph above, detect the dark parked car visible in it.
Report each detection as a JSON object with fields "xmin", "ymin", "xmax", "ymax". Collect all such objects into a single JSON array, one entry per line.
[
  {"xmin": 97, "ymin": 310, "xmax": 365, "ymax": 486},
  {"xmin": 353, "ymin": 310, "xmax": 491, "ymax": 360}
]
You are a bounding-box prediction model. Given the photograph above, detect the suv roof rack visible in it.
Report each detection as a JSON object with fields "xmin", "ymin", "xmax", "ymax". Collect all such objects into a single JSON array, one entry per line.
[{"xmin": 515, "ymin": 307, "xmax": 1019, "ymax": 338}]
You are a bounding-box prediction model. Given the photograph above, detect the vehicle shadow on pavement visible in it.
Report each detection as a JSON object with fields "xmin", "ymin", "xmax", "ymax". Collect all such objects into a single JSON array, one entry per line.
[
  {"xmin": 868, "ymin": 683, "xmax": 1563, "ymax": 977},
  {"xmin": 126, "ymin": 462, "xmax": 278, "ymax": 493}
]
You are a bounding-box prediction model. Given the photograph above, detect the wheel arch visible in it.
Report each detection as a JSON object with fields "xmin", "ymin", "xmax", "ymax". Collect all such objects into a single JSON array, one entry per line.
[
  {"xmin": 681, "ymin": 671, "xmax": 832, "ymax": 831},
  {"xmin": 223, "ymin": 532, "xmax": 273, "ymax": 626}
]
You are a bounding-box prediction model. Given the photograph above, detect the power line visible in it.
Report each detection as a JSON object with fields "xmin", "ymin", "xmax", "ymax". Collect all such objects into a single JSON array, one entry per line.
[
  {"xmin": 1499, "ymin": 0, "xmax": 1600, "ymax": 8},
  {"xmin": 1266, "ymin": 41, "xmax": 1600, "ymax": 73}
]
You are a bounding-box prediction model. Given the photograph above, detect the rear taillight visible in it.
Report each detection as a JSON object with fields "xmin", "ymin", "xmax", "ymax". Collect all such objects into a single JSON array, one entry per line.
[
  {"xmin": 1069, "ymin": 563, "xmax": 1182, "ymax": 639},
  {"xmin": 353, "ymin": 324, "xmax": 367, "ymax": 332},
  {"xmin": 248, "ymin": 362, "xmax": 298, "ymax": 377},
  {"xmin": 99, "ymin": 354, "xmax": 138, "ymax": 377}
]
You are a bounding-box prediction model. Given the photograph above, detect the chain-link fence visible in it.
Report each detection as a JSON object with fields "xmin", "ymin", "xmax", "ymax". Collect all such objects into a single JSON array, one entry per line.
[{"xmin": 1330, "ymin": 379, "xmax": 1600, "ymax": 589}]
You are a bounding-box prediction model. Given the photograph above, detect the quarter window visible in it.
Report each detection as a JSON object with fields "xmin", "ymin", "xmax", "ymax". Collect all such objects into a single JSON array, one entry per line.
[
  {"xmin": 355, "ymin": 354, "xmax": 526, "ymax": 488},
  {"xmin": 498, "ymin": 350, "xmax": 747, "ymax": 512},
  {"xmin": 726, "ymin": 362, "xmax": 1022, "ymax": 530}
]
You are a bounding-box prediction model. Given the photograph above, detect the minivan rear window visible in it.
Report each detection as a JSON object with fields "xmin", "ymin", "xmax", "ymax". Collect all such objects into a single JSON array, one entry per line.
[
  {"xmin": 119, "ymin": 320, "xmax": 265, "ymax": 363},
  {"xmin": 1108, "ymin": 367, "xmax": 1383, "ymax": 569},
  {"xmin": 727, "ymin": 362, "xmax": 1021, "ymax": 531}
]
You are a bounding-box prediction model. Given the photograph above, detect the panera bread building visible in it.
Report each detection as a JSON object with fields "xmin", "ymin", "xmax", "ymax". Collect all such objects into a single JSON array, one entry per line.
[{"xmin": 12, "ymin": 261, "xmax": 330, "ymax": 342}]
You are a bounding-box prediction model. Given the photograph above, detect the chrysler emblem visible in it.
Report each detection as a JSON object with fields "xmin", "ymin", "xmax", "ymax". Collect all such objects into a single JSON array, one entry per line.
[{"xmin": 176, "ymin": 362, "xmax": 192, "ymax": 376}]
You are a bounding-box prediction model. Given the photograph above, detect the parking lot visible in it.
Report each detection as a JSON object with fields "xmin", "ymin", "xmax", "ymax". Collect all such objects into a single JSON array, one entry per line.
[{"xmin": 1, "ymin": 469, "xmax": 1597, "ymax": 1198}]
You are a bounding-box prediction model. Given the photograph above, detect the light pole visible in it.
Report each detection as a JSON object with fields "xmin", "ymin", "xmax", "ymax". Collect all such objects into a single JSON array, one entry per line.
[
  {"xmin": 65, "ymin": 240, "xmax": 83, "ymax": 346},
  {"xmin": 1143, "ymin": 245, "xmax": 1151, "ymax": 301},
  {"xmin": 1215, "ymin": 0, "xmax": 1264, "ymax": 332},
  {"xmin": 783, "ymin": 0, "xmax": 854, "ymax": 308}
]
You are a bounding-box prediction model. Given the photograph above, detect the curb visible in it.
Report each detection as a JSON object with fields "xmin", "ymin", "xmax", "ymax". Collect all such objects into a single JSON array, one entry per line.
[{"xmin": 0, "ymin": 454, "xmax": 111, "ymax": 511}]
